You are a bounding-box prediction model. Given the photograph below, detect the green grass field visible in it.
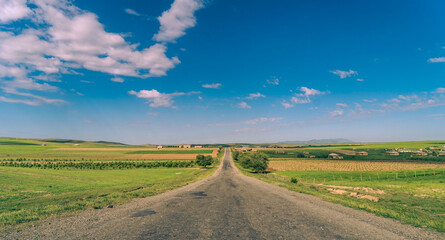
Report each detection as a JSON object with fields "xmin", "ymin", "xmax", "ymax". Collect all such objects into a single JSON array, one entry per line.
[
  {"xmin": 235, "ymin": 146, "xmax": 445, "ymax": 232},
  {"xmin": 0, "ymin": 167, "xmax": 216, "ymax": 229},
  {"xmin": 0, "ymin": 137, "xmax": 223, "ymax": 230}
]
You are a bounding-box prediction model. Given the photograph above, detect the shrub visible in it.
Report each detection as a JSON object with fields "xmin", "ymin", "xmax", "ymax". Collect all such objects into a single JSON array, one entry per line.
[
  {"xmin": 291, "ymin": 177, "xmax": 298, "ymax": 184},
  {"xmin": 239, "ymin": 152, "xmax": 269, "ymax": 173},
  {"xmin": 232, "ymin": 150, "xmax": 240, "ymax": 161},
  {"xmin": 195, "ymin": 155, "xmax": 213, "ymax": 168}
]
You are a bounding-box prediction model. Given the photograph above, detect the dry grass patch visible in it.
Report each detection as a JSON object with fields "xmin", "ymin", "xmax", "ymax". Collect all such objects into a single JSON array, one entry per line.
[{"xmin": 269, "ymin": 160, "xmax": 445, "ymax": 171}]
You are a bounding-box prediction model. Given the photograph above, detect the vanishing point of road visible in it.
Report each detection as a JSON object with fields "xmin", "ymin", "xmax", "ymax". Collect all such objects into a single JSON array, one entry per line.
[{"xmin": 3, "ymin": 148, "xmax": 443, "ymax": 239}]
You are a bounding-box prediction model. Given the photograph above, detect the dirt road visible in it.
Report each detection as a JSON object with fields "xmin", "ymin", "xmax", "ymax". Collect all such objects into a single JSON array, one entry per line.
[{"xmin": 3, "ymin": 148, "xmax": 443, "ymax": 239}]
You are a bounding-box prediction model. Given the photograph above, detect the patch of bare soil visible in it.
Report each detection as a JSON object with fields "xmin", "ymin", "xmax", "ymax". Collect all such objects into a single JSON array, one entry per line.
[
  {"xmin": 349, "ymin": 192, "xmax": 379, "ymax": 202},
  {"xmin": 323, "ymin": 185, "xmax": 384, "ymax": 202}
]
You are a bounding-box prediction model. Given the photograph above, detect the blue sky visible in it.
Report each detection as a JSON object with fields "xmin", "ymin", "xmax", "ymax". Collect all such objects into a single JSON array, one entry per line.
[{"xmin": 0, "ymin": 0, "xmax": 444, "ymax": 144}]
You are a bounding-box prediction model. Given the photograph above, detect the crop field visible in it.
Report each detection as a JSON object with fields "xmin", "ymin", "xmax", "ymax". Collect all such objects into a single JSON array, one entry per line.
[
  {"xmin": 269, "ymin": 159, "xmax": 445, "ymax": 171},
  {"xmin": 0, "ymin": 138, "xmax": 218, "ymax": 166},
  {"xmin": 0, "ymin": 138, "xmax": 223, "ymax": 230},
  {"xmin": 236, "ymin": 143, "xmax": 445, "ymax": 232}
]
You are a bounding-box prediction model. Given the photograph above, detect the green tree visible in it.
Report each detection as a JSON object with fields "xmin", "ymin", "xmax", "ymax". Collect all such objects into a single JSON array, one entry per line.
[
  {"xmin": 239, "ymin": 152, "xmax": 269, "ymax": 173},
  {"xmin": 195, "ymin": 155, "xmax": 213, "ymax": 168}
]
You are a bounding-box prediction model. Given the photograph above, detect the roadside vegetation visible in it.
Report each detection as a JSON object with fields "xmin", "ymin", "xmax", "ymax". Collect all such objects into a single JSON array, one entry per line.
[
  {"xmin": 195, "ymin": 154, "xmax": 214, "ymax": 168},
  {"xmin": 232, "ymin": 145, "xmax": 445, "ymax": 232},
  {"xmin": 233, "ymin": 151, "xmax": 269, "ymax": 173},
  {"xmin": 0, "ymin": 138, "xmax": 224, "ymax": 231}
]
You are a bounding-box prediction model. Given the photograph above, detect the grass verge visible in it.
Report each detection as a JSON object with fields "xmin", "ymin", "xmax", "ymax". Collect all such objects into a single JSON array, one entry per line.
[
  {"xmin": 0, "ymin": 164, "xmax": 219, "ymax": 231},
  {"xmin": 234, "ymin": 160, "xmax": 445, "ymax": 232}
]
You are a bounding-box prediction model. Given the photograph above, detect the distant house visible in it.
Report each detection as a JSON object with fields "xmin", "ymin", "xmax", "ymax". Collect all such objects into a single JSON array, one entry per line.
[
  {"xmin": 41, "ymin": 144, "xmax": 46, "ymax": 146},
  {"xmin": 303, "ymin": 151, "xmax": 310, "ymax": 155},
  {"xmin": 157, "ymin": 146, "xmax": 163, "ymax": 150},
  {"xmin": 414, "ymin": 151, "xmax": 427, "ymax": 156},
  {"xmin": 357, "ymin": 151, "xmax": 368, "ymax": 156},
  {"xmin": 275, "ymin": 150, "xmax": 285, "ymax": 154},
  {"xmin": 241, "ymin": 147, "xmax": 250, "ymax": 152},
  {"xmin": 388, "ymin": 151, "xmax": 399, "ymax": 156},
  {"xmin": 309, "ymin": 155, "xmax": 316, "ymax": 158},
  {"xmin": 328, "ymin": 153, "xmax": 343, "ymax": 159},
  {"xmin": 73, "ymin": 144, "xmax": 80, "ymax": 146},
  {"xmin": 439, "ymin": 151, "xmax": 445, "ymax": 156},
  {"xmin": 194, "ymin": 145, "xmax": 203, "ymax": 148},
  {"xmin": 183, "ymin": 145, "xmax": 191, "ymax": 148}
]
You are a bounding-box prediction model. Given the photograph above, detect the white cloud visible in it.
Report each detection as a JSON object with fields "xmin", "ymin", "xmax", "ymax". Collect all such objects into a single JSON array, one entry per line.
[
  {"xmin": 111, "ymin": 77, "xmax": 125, "ymax": 83},
  {"xmin": 356, "ymin": 78, "xmax": 365, "ymax": 82},
  {"xmin": 299, "ymin": 86, "xmax": 322, "ymax": 96},
  {"xmin": 363, "ymin": 99, "xmax": 376, "ymax": 103},
  {"xmin": 202, "ymin": 83, "xmax": 221, "ymax": 89},
  {"xmin": 0, "ymin": 2, "xmax": 180, "ymax": 78},
  {"xmin": 125, "ymin": 8, "xmax": 141, "ymax": 16},
  {"xmin": 153, "ymin": 0, "xmax": 204, "ymax": 42},
  {"xmin": 336, "ymin": 103, "xmax": 348, "ymax": 107},
  {"xmin": 291, "ymin": 96, "xmax": 311, "ymax": 104},
  {"xmin": 0, "ymin": 0, "xmax": 204, "ymax": 105},
  {"xmin": 129, "ymin": 89, "xmax": 190, "ymax": 108},
  {"xmin": 330, "ymin": 69, "xmax": 358, "ymax": 79},
  {"xmin": 0, "ymin": 0, "xmax": 31, "ymax": 23},
  {"xmin": 238, "ymin": 102, "xmax": 251, "ymax": 109},
  {"xmin": 398, "ymin": 94, "xmax": 419, "ymax": 102},
  {"xmin": 267, "ymin": 77, "xmax": 279, "ymax": 85},
  {"xmin": 428, "ymin": 57, "xmax": 445, "ymax": 63},
  {"xmin": 0, "ymin": 88, "xmax": 66, "ymax": 106},
  {"xmin": 198, "ymin": 96, "xmax": 202, "ymax": 100},
  {"xmin": 435, "ymin": 87, "xmax": 445, "ymax": 93},
  {"xmin": 246, "ymin": 92, "xmax": 265, "ymax": 99},
  {"xmin": 287, "ymin": 86, "xmax": 324, "ymax": 105},
  {"xmin": 281, "ymin": 101, "xmax": 294, "ymax": 109},
  {"xmin": 244, "ymin": 117, "xmax": 282, "ymax": 125},
  {"xmin": 330, "ymin": 109, "xmax": 344, "ymax": 118},
  {"xmin": 0, "ymin": 96, "xmax": 39, "ymax": 106}
]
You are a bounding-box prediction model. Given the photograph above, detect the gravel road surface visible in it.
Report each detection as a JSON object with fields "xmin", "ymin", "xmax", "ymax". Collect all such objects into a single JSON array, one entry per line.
[{"xmin": 2, "ymin": 148, "xmax": 443, "ymax": 239}]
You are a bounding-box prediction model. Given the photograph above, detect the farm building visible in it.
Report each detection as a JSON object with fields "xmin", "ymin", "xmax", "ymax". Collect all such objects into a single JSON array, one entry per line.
[
  {"xmin": 157, "ymin": 146, "xmax": 163, "ymax": 150},
  {"xmin": 303, "ymin": 151, "xmax": 310, "ymax": 154},
  {"xmin": 275, "ymin": 150, "xmax": 285, "ymax": 154},
  {"xmin": 439, "ymin": 151, "xmax": 445, "ymax": 156},
  {"xmin": 328, "ymin": 153, "xmax": 343, "ymax": 159},
  {"xmin": 194, "ymin": 145, "xmax": 203, "ymax": 148},
  {"xmin": 414, "ymin": 151, "xmax": 427, "ymax": 156},
  {"xmin": 41, "ymin": 144, "xmax": 46, "ymax": 146},
  {"xmin": 183, "ymin": 145, "xmax": 191, "ymax": 148},
  {"xmin": 388, "ymin": 151, "xmax": 399, "ymax": 156},
  {"xmin": 241, "ymin": 147, "xmax": 250, "ymax": 152},
  {"xmin": 73, "ymin": 144, "xmax": 80, "ymax": 146},
  {"xmin": 357, "ymin": 151, "xmax": 368, "ymax": 156}
]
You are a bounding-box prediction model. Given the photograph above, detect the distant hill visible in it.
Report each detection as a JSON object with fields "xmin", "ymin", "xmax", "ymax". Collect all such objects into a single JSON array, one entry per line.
[{"xmin": 278, "ymin": 138, "xmax": 354, "ymax": 144}]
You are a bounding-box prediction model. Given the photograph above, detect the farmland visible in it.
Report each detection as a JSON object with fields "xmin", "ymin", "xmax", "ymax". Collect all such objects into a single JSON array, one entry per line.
[
  {"xmin": 234, "ymin": 142, "xmax": 445, "ymax": 232},
  {"xmin": 0, "ymin": 137, "xmax": 222, "ymax": 230}
]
